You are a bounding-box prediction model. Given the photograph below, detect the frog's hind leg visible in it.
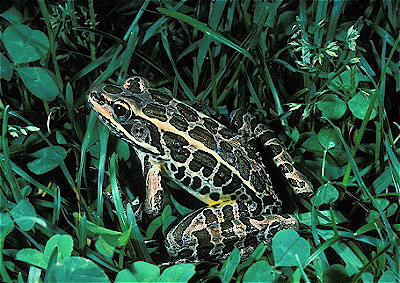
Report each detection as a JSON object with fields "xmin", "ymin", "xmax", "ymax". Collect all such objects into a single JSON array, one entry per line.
[
  {"xmin": 254, "ymin": 123, "xmax": 313, "ymax": 197},
  {"xmin": 165, "ymin": 202, "xmax": 298, "ymax": 261},
  {"xmin": 230, "ymin": 109, "xmax": 313, "ymax": 197}
]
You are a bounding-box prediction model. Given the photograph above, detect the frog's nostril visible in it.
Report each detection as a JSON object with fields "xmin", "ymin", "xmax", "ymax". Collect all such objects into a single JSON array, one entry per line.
[
  {"xmin": 88, "ymin": 90, "xmax": 106, "ymax": 105},
  {"xmin": 97, "ymin": 94, "xmax": 106, "ymax": 104}
]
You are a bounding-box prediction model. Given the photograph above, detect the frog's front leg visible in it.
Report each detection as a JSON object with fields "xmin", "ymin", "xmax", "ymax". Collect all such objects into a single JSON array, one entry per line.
[
  {"xmin": 165, "ymin": 202, "xmax": 298, "ymax": 261},
  {"xmin": 138, "ymin": 153, "xmax": 164, "ymax": 217}
]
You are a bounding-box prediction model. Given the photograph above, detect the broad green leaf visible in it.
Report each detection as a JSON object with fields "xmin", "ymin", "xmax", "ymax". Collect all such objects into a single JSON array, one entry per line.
[
  {"xmin": 322, "ymin": 264, "xmax": 350, "ymax": 283},
  {"xmin": 0, "ymin": 213, "xmax": 14, "ymax": 236},
  {"xmin": 27, "ymin": 146, "xmax": 67, "ymax": 174},
  {"xmin": 346, "ymin": 261, "xmax": 360, "ymax": 276},
  {"xmin": 0, "ymin": 52, "xmax": 13, "ymax": 80},
  {"xmin": 328, "ymin": 68, "xmax": 361, "ymax": 92},
  {"xmin": 56, "ymin": 131, "xmax": 67, "ymax": 145},
  {"xmin": 317, "ymin": 128, "xmax": 340, "ymax": 149},
  {"xmin": 84, "ymin": 219, "xmax": 130, "ymax": 256},
  {"xmin": 366, "ymin": 199, "xmax": 398, "ymax": 220},
  {"xmin": 96, "ymin": 232, "xmax": 130, "ymax": 256},
  {"xmin": 272, "ymin": 229, "xmax": 310, "ymax": 267},
  {"xmin": 0, "ymin": 7, "xmax": 24, "ymax": 24},
  {"xmin": 246, "ymin": 243, "xmax": 267, "ymax": 263},
  {"xmin": 219, "ymin": 248, "xmax": 240, "ymax": 283},
  {"xmin": 129, "ymin": 261, "xmax": 160, "ymax": 282},
  {"xmin": 21, "ymin": 185, "xmax": 32, "ymax": 198},
  {"xmin": 16, "ymin": 248, "xmax": 47, "ymax": 269},
  {"xmin": 44, "ymin": 234, "xmax": 74, "ymax": 262},
  {"xmin": 386, "ymin": 203, "xmax": 398, "ymax": 217},
  {"xmin": 10, "ymin": 199, "xmax": 36, "ymax": 231},
  {"xmin": 45, "ymin": 256, "xmax": 110, "ymax": 283},
  {"xmin": 361, "ymin": 272, "xmax": 374, "ymax": 283},
  {"xmin": 146, "ymin": 215, "xmax": 163, "ymax": 238},
  {"xmin": 317, "ymin": 93, "xmax": 347, "ymax": 120},
  {"xmin": 161, "ymin": 204, "xmax": 173, "ymax": 221},
  {"xmin": 253, "ymin": 2, "xmax": 273, "ymax": 27},
  {"xmin": 115, "ymin": 269, "xmax": 136, "ymax": 282},
  {"xmin": 162, "ymin": 215, "xmax": 177, "ymax": 235},
  {"xmin": 243, "ymin": 260, "xmax": 275, "ymax": 282},
  {"xmin": 303, "ymin": 134, "xmax": 324, "ymax": 152},
  {"xmin": 378, "ymin": 270, "xmax": 398, "ymax": 283},
  {"xmin": 348, "ymin": 91, "xmax": 377, "ymax": 120},
  {"xmin": 95, "ymin": 236, "xmax": 115, "ymax": 257},
  {"xmin": 17, "ymin": 67, "xmax": 59, "ymax": 101},
  {"xmin": 311, "ymin": 184, "xmax": 339, "ymax": 206},
  {"xmin": 118, "ymin": 225, "xmax": 133, "ymax": 246},
  {"xmin": 276, "ymin": 11, "xmax": 296, "ymax": 35},
  {"xmin": 374, "ymin": 198, "xmax": 390, "ymax": 211},
  {"xmin": 2, "ymin": 24, "xmax": 49, "ymax": 64},
  {"xmin": 87, "ymin": 219, "xmax": 131, "ymax": 251},
  {"xmin": 158, "ymin": 263, "xmax": 195, "ymax": 282}
]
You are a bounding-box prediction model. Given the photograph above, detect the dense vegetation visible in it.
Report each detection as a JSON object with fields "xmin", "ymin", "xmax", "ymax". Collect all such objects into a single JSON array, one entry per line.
[{"xmin": 0, "ymin": 0, "xmax": 399, "ymax": 282}]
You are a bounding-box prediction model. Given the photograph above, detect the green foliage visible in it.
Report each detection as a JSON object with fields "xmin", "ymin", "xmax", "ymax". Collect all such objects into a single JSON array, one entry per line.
[
  {"xmin": 45, "ymin": 256, "xmax": 110, "ymax": 283},
  {"xmin": 348, "ymin": 90, "xmax": 378, "ymax": 120},
  {"xmin": 219, "ymin": 248, "xmax": 241, "ymax": 283},
  {"xmin": 272, "ymin": 230, "xmax": 310, "ymax": 267},
  {"xmin": 312, "ymin": 183, "xmax": 339, "ymax": 206},
  {"xmin": 317, "ymin": 93, "xmax": 347, "ymax": 120},
  {"xmin": 10, "ymin": 199, "xmax": 36, "ymax": 231},
  {"xmin": 115, "ymin": 261, "xmax": 195, "ymax": 282},
  {"xmin": 157, "ymin": 263, "xmax": 196, "ymax": 282},
  {"xmin": 242, "ymin": 260, "xmax": 275, "ymax": 282},
  {"xmin": 16, "ymin": 234, "xmax": 73, "ymax": 269},
  {"xmin": 17, "ymin": 67, "xmax": 59, "ymax": 101},
  {"xmin": 2, "ymin": 24, "xmax": 49, "ymax": 64},
  {"xmin": 0, "ymin": 0, "xmax": 399, "ymax": 282},
  {"xmin": 26, "ymin": 146, "xmax": 67, "ymax": 175}
]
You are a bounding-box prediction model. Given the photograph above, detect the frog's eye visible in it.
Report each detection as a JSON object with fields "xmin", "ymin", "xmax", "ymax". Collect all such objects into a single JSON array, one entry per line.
[{"xmin": 113, "ymin": 101, "xmax": 132, "ymax": 120}]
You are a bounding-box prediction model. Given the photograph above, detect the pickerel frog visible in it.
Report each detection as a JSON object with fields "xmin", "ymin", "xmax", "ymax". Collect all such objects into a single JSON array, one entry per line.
[{"xmin": 87, "ymin": 77, "xmax": 313, "ymax": 261}]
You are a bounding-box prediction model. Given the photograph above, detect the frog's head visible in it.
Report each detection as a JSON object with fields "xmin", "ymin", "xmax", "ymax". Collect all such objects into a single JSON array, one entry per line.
[{"xmin": 87, "ymin": 77, "xmax": 165, "ymax": 155}]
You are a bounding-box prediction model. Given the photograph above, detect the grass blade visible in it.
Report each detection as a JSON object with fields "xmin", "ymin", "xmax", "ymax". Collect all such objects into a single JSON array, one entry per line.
[{"xmin": 157, "ymin": 7, "xmax": 257, "ymax": 64}]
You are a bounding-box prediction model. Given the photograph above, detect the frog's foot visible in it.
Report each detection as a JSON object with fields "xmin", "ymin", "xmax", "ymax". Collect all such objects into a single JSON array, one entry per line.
[
  {"xmin": 165, "ymin": 203, "xmax": 298, "ymax": 262},
  {"xmin": 159, "ymin": 258, "xmax": 201, "ymax": 268}
]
